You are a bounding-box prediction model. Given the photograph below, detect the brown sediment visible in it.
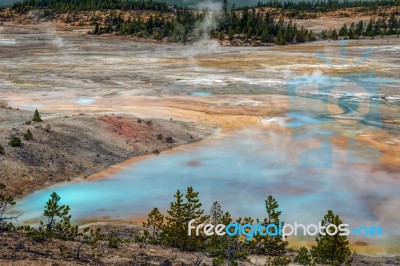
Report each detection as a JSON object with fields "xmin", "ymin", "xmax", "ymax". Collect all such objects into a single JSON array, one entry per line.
[
  {"xmin": 357, "ymin": 132, "xmax": 400, "ymax": 172},
  {"xmin": 196, "ymin": 53, "xmax": 319, "ymax": 70}
]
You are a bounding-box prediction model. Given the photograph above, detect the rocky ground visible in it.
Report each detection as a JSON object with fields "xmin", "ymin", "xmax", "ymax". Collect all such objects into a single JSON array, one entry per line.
[{"xmin": 0, "ymin": 101, "xmax": 214, "ymax": 197}]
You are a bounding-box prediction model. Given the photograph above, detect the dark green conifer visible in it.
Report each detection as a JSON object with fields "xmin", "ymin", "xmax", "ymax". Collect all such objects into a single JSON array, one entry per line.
[
  {"xmin": 32, "ymin": 109, "xmax": 42, "ymax": 122},
  {"xmin": 311, "ymin": 210, "xmax": 352, "ymax": 265}
]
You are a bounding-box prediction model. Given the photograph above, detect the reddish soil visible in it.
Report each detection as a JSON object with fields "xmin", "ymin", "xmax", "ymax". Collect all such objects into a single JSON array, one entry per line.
[{"xmin": 99, "ymin": 116, "xmax": 155, "ymax": 146}]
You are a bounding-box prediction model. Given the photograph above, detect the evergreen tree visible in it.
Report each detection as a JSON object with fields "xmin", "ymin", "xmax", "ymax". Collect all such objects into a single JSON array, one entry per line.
[
  {"xmin": 24, "ymin": 129, "xmax": 33, "ymax": 140},
  {"xmin": 209, "ymin": 211, "xmax": 248, "ymax": 265},
  {"xmin": 162, "ymin": 189, "xmax": 185, "ymax": 248},
  {"xmin": 311, "ymin": 210, "xmax": 352, "ymax": 265},
  {"xmin": 356, "ymin": 20, "xmax": 364, "ymax": 35},
  {"xmin": 254, "ymin": 195, "xmax": 288, "ymax": 256},
  {"xmin": 161, "ymin": 187, "xmax": 207, "ymax": 251},
  {"xmin": 184, "ymin": 186, "xmax": 208, "ymax": 250},
  {"xmin": 32, "ymin": 109, "xmax": 42, "ymax": 122},
  {"xmin": 206, "ymin": 201, "xmax": 226, "ymax": 260},
  {"xmin": 9, "ymin": 137, "xmax": 21, "ymax": 147},
  {"xmin": 223, "ymin": 0, "xmax": 228, "ymax": 13},
  {"xmin": 331, "ymin": 29, "xmax": 339, "ymax": 40},
  {"xmin": 209, "ymin": 201, "xmax": 223, "ymax": 226},
  {"xmin": 339, "ymin": 24, "xmax": 348, "ymax": 36},
  {"xmin": 275, "ymin": 29, "xmax": 286, "ymax": 45},
  {"xmin": 41, "ymin": 192, "xmax": 78, "ymax": 240},
  {"xmin": 143, "ymin": 207, "xmax": 164, "ymax": 243}
]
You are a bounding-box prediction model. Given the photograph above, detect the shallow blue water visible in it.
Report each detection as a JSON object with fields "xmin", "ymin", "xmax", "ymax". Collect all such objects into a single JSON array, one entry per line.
[
  {"xmin": 191, "ymin": 91, "xmax": 212, "ymax": 96},
  {"xmin": 11, "ymin": 110, "xmax": 400, "ymax": 252},
  {"xmin": 74, "ymin": 98, "xmax": 96, "ymax": 105}
]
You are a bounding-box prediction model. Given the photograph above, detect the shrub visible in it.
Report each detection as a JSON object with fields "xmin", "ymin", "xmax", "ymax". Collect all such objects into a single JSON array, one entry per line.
[
  {"xmin": 76, "ymin": 228, "xmax": 104, "ymax": 260},
  {"xmin": 108, "ymin": 232, "xmax": 122, "ymax": 249},
  {"xmin": 9, "ymin": 137, "xmax": 22, "ymax": 147},
  {"xmin": 24, "ymin": 129, "xmax": 33, "ymax": 140},
  {"xmin": 32, "ymin": 109, "xmax": 42, "ymax": 122},
  {"xmin": 294, "ymin": 247, "xmax": 314, "ymax": 265},
  {"xmin": 212, "ymin": 257, "xmax": 224, "ymax": 266},
  {"xmin": 165, "ymin": 136, "xmax": 175, "ymax": 143},
  {"xmin": 44, "ymin": 124, "xmax": 51, "ymax": 132},
  {"xmin": 25, "ymin": 227, "xmax": 47, "ymax": 242},
  {"xmin": 266, "ymin": 256, "xmax": 291, "ymax": 266}
]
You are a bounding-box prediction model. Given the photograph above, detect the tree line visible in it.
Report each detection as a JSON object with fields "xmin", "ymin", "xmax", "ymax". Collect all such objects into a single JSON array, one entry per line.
[
  {"xmin": 92, "ymin": 8, "xmax": 206, "ymax": 43},
  {"xmin": 319, "ymin": 12, "xmax": 400, "ymax": 40},
  {"xmin": 214, "ymin": 7, "xmax": 316, "ymax": 44},
  {"xmin": 12, "ymin": 0, "xmax": 173, "ymax": 13},
  {"xmin": 91, "ymin": 7, "xmax": 316, "ymax": 45},
  {"xmin": 0, "ymin": 182, "xmax": 353, "ymax": 265},
  {"xmin": 139, "ymin": 186, "xmax": 353, "ymax": 265},
  {"xmin": 253, "ymin": 0, "xmax": 400, "ymax": 12},
  {"xmin": 339, "ymin": 14, "xmax": 400, "ymax": 38}
]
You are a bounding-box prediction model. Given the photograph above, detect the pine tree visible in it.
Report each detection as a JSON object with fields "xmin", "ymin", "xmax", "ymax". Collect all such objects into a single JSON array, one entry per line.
[
  {"xmin": 311, "ymin": 210, "xmax": 352, "ymax": 265},
  {"xmin": 24, "ymin": 129, "xmax": 33, "ymax": 140},
  {"xmin": 275, "ymin": 29, "xmax": 286, "ymax": 45},
  {"xmin": 207, "ymin": 201, "xmax": 227, "ymax": 259},
  {"xmin": 209, "ymin": 211, "xmax": 248, "ymax": 265},
  {"xmin": 254, "ymin": 195, "xmax": 288, "ymax": 256},
  {"xmin": 331, "ymin": 29, "xmax": 338, "ymax": 40},
  {"xmin": 223, "ymin": 0, "xmax": 228, "ymax": 13},
  {"xmin": 162, "ymin": 189, "xmax": 185, "ymax": 248},
  {"xmin": 184, "ymin": 186, "xmax": 208, "ymax": 250},
  {"xmin": 32, "ymin": 109, "xmax": 42, "ymax": 122},
  {"xmin": 210, "ymin": 201, "xmax": 223, "ymax": 226},
  {"xmin": 143, "ymin": 207, "xmax": 164, "ymax": 243},
  {"xmin": 41, "ymin": 192, "xmax": 78, "ymax": 240},
  {"xmin": 9, "ymin": 137, "xmax": 22, "ymax": 147},
  {"xmin": 339, "ymin": 24, "xmax": 348, "ymax": 36},
  {"xmin": 161, "ymin": 187, "xmax": 207, "ymax": 251},
  {"xmin": 356, "ymin": 20, "xmax": 364, "ymax": 35}
]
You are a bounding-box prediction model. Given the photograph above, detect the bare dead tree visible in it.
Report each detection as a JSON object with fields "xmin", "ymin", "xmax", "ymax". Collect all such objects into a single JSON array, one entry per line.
[{"xmin": 0, "ymin": 183, "xmax": 21, "ymax": 231}]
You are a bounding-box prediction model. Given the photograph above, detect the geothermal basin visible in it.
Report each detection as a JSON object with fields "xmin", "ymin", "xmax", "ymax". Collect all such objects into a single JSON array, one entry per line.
[{"xmin": 1, "ymin": 24, "xmax": 399, "ymax": 254}]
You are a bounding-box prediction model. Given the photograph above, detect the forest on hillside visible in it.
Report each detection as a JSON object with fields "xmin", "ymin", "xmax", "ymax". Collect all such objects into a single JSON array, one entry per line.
[
  {"xmin": 10, "ymin": 0, "xmax": 400, "ymax": 10},
  {"xmin": 8, "ymin": 0, "xmax": 400, "ymax": 45}
]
